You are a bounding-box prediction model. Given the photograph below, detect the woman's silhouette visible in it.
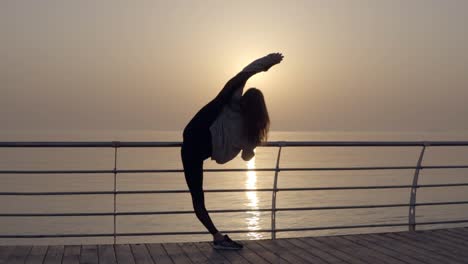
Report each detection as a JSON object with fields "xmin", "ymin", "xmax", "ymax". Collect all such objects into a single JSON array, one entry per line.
[{"xmin": 181, "ymin": 53, "xmax": 284, "ymax": 249}]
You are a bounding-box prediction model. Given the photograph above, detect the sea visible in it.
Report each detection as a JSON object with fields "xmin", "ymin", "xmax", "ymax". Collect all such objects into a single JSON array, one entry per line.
[{"xmin": 1, "ymin": 130, "xmax": 468, "ymax": 245}]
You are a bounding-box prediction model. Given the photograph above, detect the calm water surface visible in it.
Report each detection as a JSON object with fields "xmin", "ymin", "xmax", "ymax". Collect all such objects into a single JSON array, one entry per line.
[{"xmin": 1, "ymin": 130, "xmax": 468, "ymax": 245}]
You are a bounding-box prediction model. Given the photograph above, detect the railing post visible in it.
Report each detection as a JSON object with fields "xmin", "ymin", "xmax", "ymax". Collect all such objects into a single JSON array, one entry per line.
[
  {"xmin": 112, "ymin": 141, "xmax": 120, "ymax": 244},
  {"xmin": 271, "ymin": 143, "xmax": 283, "ymax": 240},
  {"xmin": 408, "ymin": 142, "xmax": 428, "ymax": 232}
]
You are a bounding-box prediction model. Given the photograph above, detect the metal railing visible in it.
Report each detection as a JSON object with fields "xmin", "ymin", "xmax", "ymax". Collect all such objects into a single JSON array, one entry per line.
[{"xmin": 1, "ymin": 141, "xmax": 468, "ymax": 243}]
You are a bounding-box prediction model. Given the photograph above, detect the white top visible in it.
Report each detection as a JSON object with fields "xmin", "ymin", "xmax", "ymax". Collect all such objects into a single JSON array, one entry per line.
[{"xmin": 209, "ymin": 89, "xmax": 253, "ymax": 164}]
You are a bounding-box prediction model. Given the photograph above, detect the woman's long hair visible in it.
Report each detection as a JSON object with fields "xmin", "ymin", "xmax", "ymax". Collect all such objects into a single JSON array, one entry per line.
[{"xmin": 240, "ymin": 88, "xmax": 270, "ymax": 146}]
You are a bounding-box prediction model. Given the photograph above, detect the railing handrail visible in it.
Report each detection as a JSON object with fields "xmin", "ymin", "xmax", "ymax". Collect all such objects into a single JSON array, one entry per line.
[
  {"xmin": 1, "ymin": 140, "xmax": 468, "ymax": 148},
  {"xmin": 2, "ymin": 183, "xmax": 468, "ymax": 196},
  {"xmin": 1, "ymin": 140, "xmax": 468, "ymax": 242}
]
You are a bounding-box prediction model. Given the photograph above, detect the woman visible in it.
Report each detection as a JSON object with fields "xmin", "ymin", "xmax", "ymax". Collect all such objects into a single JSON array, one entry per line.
[{"xmin": 181, "ymin": 52, "xmax": 284, "ymax": 250}]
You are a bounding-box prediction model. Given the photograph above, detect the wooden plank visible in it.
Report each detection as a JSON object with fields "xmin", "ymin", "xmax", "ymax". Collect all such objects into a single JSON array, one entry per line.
[
  {"xmin": 258, "ymin": 239, "xmax": 313, "ymax": 264},
  {"xmin": 43, "ymin": 245, "xmax": 64, "ymax": 264},
  {"xmin": 62, "ymin": 245, "xmax": 81, "ymax": 264},
  {"xmin": 402, "ymin": 230, "xmax": 468, "ymax": 250},
  {"xmin": 0, "ymin": 246, "xmax": 16, "ymax": 264},
  {"xmin": 441, "ymin": 229, "xmax": 468, "ymax": 251},
  {"xmin": 328, "ymin": 236, "xmax": 396, "ymax": 264},
  {"xmin": 425, "ymin": 230, "xmax": 468, "ymax": 252},
  {"xmin": 275, "ymin": 239, "xmax": 327, "ymax": 264},
  {"xmin": 313, "ymin": 236, "xmax": 370, "ymax": 264},
  {"xmin": 178, "ymin": 242, "xmax": 209, "ymax": 264},
  {"xmin": 162, "ymin": 243, "xmax": 192, "ymax": 264},
  {"xmin": 349, "ymin": 234, "xmax": 427, "ymax": 264},
  {"xmin": 385, "ymin": 232, "xmax": 465, "ymax": 264},
  {"xmin": 25, "ymin": 246, "xmax": 48, "ymax": 264},
  {"xmin": 232, "ymin": 241, "xmax": 271, "ymax": 264},
  {"xmin": 459, "ymin": 227, "xmax": 468, "ymax": 235},
  {"xmin": 316, "ymin": 235, "xmax": 385, "ymax": 264},
  {"xmin": 429, "ymin": 231, "xmax": 466, "ymax": 249},
  {"xmin": 341, "ymin": 235, "xmax": 411, "ymax": 264},
  {"xmin": 5, "ymin": 245, "xmax": 31, "ymax": 264},
  {"xmin": 445, "ymin": 227, "xmax": 468, "ymax": 238},
  {"xmin": 287, "ymin": 238, "xmax": 345, "ymax": 264},
  {"xmin": 408, "ymin": 231, "xmax": 458, "ymax": 253},
  {"xmin": 454, "ymin": 227, "xmax": 468, "ymax": 233},
  {"xmin": 407, "ymin": 231, "xmax": 468, "ymax": 258},
  {"xmin": 212, "ymin": 247, "xmax": 248, "ymax": 264},
  {"xmin": 194, "ymin": 242, "xmax": 230, "ymax": 264},
  {"xmin": 402, "ymin": 232, "xmax": 468, "ymax": 263},
  {"xmin": 114, "ymin": 244, "xmax": 136, "ymax": 264},
  {"xmin": 242, "ymin": 240, "xmax": 289, "ymax": 264},
  {"xmin": 390, "ymin": 232, "xmax": 467, "ymax": 264},
  {"xmin": 338, "ymin": 234, "xmax": 409, "ymax": 264},
  {"xmin": 301, "ymin": 236, "xmax": 365, "ymax": 264},
  {"xmin": 130, "ymin": 244, "xmax": 154, "ymax": 264},
  {"xmin": 398, "ymin": 231, "xmax": 468, "ymax": 260},
  {"xmin": 367, "ymin": 234, "xmax": 441, "ymax": 264},
  {"xmin": 439, "ymin": 229, "xmax": 468, "ymax": 242},
  {"xmin": 146, "ymin": 243, "xmax": 173, "ymax": 264},
  {"xmin": 369, "ymin": 233, "xmax": 439, "ymax": 263},
  {"xmin": 98, "ymin": 245, "xmax": 117, "ymax": 264},
  {"xmin": 444, "ymin": 229, "xmax": 468, "ymax": 239},
  {"xmin": 80, "ymin": 245, "xmax": 98, "ymax": 264}
]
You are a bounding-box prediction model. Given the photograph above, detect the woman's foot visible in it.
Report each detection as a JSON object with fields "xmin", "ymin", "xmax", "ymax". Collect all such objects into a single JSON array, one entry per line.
[{"xmin": 213, "ymin": 234, "xmax": 243, "ymax": 250}]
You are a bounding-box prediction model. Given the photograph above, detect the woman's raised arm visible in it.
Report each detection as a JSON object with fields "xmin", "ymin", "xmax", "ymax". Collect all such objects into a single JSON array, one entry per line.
[
  {"xmin": 214, "ymin": 53, "xmax": 284, "ymax": 104},
  {"xmin": 214, "ymin": 71, "xmax": 256, "ymax": 104}
]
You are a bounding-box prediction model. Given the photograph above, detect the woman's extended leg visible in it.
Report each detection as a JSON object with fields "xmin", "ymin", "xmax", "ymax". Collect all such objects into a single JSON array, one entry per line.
[
  {"xmin": 181, "ymin": 146, "xmax": 219, "ymax": 235},
  {"xmin": 183, "ymin": 98, "xmax": 225, "ymax": 142},
  {"xmin": 180, "ymin": 78, "xmax": 245, "ymax": 244}
]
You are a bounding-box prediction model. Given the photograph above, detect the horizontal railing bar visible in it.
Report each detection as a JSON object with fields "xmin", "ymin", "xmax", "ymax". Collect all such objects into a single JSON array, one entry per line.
[
  {"xmin": 2, "ymin": 165, "xmax": 468, "ymax": 175},
  {"xmin": 0, "ymin": 233, "xmax": 115, "ymax": 238},
  {"xmin": 3, "ymin": 200, "xmax": 468, "ymax": 217},
  {"xmin": 280, "ymin": 183, "xmax": 468, "ymax": 191},
  {"xmin": 421, "ymin": 165, "xmax": 468, "ymax": 169},
  {"xmin": 415, "ymin": 201, "xmax": 468, "ymax": 206},
  {"xmin": 0, "ymin": 169, "xmax": 271, "ymax": 174},
  {"xmin": 0, "ymin": 170, "xmax": 116, "ymax": 174},
  {"xmin": 274, "ymin": 220, "xmax": 468, "ymax": 232},
  {"xmin": 417, "ymin": 183, "xmax": 468, "ymax": 188},
  {"xmin": 0, "ymin": 212, "xmax": 115, "ymax": 217},
  {"xmin": 280, "ymin": 165, "xmax": 468, "ymax": 171},
  {"xmin": 3, "ymin": 219, "xmax": 468, "ymax": 238},
  {"xmin": 414, "ymin": 219, "xmax": 468, "ymax": 226},
  {"xmin": 0, "ymin": 189, "xmax": 269, "ymax": 195},
  {"xmin": 0, "ymin": 142, "xmax": 181, "ymax": 148},
  {"xmin": 0, "ymin": 209, "xmax": 269, "ymax": 217},
  {"xmin": 2, "ymin": 141, "xmax": 468, "ymax": 148},
  {"xmin": 2, "ymin": 183, "xmax": 468, "ymax": 196},
  {"xmin": 281, "ymin": 166, "xmax": 416, "ymax": 171},
  {"xmin": 275, "ymin": 201, "xmax": 468, "ymax": 210}
]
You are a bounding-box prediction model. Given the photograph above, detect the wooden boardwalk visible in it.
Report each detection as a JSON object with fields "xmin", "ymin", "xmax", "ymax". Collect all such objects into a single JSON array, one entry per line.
[{"xmin": 1, "ymin": 227, "xmax": 467, "ymax": 264}]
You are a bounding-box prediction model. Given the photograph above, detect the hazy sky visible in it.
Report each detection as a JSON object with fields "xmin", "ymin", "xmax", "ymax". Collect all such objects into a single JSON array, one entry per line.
[{"xmin": 2, "ymin": 0, "xmax": 468, "ymax": 133}]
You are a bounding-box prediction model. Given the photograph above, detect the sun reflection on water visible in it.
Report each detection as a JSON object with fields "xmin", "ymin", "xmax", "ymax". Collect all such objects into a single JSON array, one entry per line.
[{"xmin": 245, "ymin": 154, "xmax": 263, "ymax": 239}]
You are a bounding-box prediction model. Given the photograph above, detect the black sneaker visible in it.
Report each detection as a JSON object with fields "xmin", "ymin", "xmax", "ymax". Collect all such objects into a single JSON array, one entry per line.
[{"xmin": 213, "ymin": 235, "xmax": 243, "ymax": 250}]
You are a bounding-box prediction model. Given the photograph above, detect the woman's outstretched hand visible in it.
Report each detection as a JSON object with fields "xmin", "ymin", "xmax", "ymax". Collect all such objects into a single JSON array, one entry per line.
[
  {"xmin": 242, "ymin": 52, "xmax": 284, "ymax": 73},
  {"xmin": 264, "ymin": 52, "xmax": 284, "ymax": 71}
]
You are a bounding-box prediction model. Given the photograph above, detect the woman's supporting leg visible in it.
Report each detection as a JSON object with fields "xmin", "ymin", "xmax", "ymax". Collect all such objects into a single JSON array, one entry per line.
[{"xmin": 181, "ymin": 146, "xmax": 219, "ymax": 235}]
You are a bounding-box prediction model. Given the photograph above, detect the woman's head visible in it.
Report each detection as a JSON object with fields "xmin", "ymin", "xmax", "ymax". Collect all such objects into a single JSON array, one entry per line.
[{"xmin": 240, "ymin": 88, "xmax": 270, "ymax": 146}]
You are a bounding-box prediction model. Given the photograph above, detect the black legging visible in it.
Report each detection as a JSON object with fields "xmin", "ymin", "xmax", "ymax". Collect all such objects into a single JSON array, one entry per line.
[{"xmin": 181, "ymin": 71, "xmax": 254, "ymax": 235}]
